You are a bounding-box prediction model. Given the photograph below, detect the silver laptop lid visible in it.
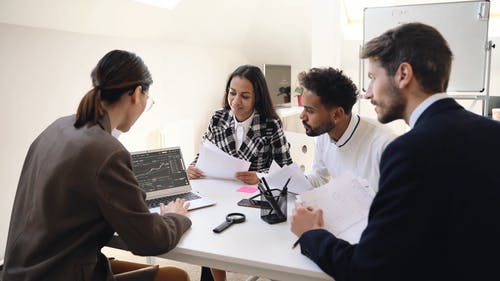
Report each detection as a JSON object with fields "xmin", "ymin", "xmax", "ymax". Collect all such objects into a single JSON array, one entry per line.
[{"xmin": 130, "ymin": 147, "xmax": 191, "ymax": 199}]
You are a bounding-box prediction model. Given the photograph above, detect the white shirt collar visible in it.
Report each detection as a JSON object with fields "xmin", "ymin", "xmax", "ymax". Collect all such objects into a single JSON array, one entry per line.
[
  {"xmin": 330, "ymin": 114, "xmax": 360, "ymax": 147},
  {"xmin": 409, "ymin": 93, "xmax": 450, "ymax": 128},
  {"xmin": 233, "ymin": 111, "xmax": 255, "ymax": 129},
  {"xmin": 233, "ymin": 111, "xmax": 255, "ymax": 150}
]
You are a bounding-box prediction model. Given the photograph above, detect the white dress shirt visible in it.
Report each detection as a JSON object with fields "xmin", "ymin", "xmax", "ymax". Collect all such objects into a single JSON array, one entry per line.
[
  {"xmin": 306, "ymin": 114, "xmax": 396, "ymax": 192},
  {"xmin": 233, "ymin": 112, "xmax": 255, "ymax": 150},
  {"xmin": 409, "ymin": 93, "xmax": 450, "ymax": 128}
]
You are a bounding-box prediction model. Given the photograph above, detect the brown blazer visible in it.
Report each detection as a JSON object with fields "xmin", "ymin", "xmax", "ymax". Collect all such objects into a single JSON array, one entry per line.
[{"xmin": 2, "ymin": 114, "xmax": 192, "ymax": 281}]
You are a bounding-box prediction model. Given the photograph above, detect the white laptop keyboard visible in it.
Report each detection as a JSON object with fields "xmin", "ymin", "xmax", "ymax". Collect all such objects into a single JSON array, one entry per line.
[{"xmin": 146, "ymin": 192, "xmax": 201, "ymax": 208}]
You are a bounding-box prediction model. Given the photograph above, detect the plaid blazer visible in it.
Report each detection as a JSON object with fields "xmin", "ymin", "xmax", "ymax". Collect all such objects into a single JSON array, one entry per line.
[{"xmin": 193, "ymin": 109, "xmax": 292, "ymax": 172}]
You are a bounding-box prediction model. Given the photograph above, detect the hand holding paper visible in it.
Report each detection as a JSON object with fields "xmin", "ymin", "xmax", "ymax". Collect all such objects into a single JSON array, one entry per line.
[
  {"xmin": 195, "ymin": 141, "xmax": 251, "ymax": 180},
  {"xmin": 291, "ymin": 202, "xmax": 325, "ymax": 238},
  {"xmin": 235, "ymin": 171, "xmax": 259, "ymax": 185},
  {"xmin": 297, "ymin": 173, "xmax": 375, "ymax": 243}
]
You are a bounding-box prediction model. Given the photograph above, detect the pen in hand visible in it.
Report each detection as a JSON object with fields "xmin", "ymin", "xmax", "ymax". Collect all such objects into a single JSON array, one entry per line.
[{"xmin": 291, "ymin": 201, "xmax": 315, "ymax": 249}]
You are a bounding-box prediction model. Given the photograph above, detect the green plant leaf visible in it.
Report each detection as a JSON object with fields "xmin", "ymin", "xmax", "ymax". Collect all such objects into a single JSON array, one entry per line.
[{"xmin": 294, "ymin": 86, "xmax": 304, "ymax": 96}]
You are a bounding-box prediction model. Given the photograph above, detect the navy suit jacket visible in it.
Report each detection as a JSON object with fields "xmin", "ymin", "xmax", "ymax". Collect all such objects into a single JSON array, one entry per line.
[{"xmin": 298, "ymin": 98, "xmax": 500, "ymax": 281}]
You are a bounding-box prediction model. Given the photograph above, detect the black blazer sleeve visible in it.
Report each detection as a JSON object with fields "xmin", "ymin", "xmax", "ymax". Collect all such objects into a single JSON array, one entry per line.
[{"xmin": 298, "ymin": 137, "xmax": 434, "ymax": 281}]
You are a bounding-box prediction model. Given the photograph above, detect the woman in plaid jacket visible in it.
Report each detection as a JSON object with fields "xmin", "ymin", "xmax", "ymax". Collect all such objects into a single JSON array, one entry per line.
[{"xmin": 187, "ymin": 65, "xmax": 292, "ymax": 185}]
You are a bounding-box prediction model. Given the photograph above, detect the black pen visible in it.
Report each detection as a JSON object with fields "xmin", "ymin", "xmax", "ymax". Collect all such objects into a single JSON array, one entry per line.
[
  {"xmin": 261, "ymin": 177, "xmax": 273, "ymax": 196},
  {"xmin": 292, "ymin": 238, "xmax": 300, "ymax": 249},
  {"xmin": 281, "ymin": 177, "xmax": 291, "ymax": 194},
  {"xmin": 257, "ymin": 182, "xmax": 267, "ymax": 195}
]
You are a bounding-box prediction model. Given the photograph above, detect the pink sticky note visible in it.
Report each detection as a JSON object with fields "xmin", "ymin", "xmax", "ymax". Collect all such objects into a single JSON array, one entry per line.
[{"xmin": 236, "ymin": 186, "xmax": 258, "ymax": 193}]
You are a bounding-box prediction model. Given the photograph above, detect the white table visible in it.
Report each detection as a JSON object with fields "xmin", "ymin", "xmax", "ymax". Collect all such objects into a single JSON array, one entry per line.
[
  {"xmin": 160, "ymin": 178, "xmax": 331, "ymax": 281},
  {"xmin": 109, "ymin": 178, "xmax": 332, "ymax": 281}
]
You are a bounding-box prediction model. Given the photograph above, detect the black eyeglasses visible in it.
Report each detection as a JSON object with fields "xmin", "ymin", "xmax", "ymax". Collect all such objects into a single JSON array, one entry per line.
[{"xmin": 144, "ymin": 93, "xmax": 155, "ymax": 112}]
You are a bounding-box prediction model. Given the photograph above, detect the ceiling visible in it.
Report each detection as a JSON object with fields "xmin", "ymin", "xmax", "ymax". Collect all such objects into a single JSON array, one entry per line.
[
  {"xmin": 0, "ymin": 0, "xmax": 311, "ymax": 48},
  {"xmin": 0, "ymin": 0, "xmax": 498, "ymax": 47}
]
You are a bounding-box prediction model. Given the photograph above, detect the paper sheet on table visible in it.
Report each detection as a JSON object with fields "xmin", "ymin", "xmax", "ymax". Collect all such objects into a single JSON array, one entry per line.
[
  {"xmin": 264, "ymin": 163, "xmax": 313, "ymax": 194},
  {"xmin": 297, "ymin": 173, "xmax": 375, "ymax": 244},
  {"xmin": 196, "ymin": 141, "xmax": 251, "ymax": 180}
]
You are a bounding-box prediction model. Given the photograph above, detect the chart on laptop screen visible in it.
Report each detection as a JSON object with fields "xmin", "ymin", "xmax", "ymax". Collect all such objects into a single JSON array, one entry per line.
[{"xmin": 131, "ymin": 148, "xmax": 189, "ymax": 192}]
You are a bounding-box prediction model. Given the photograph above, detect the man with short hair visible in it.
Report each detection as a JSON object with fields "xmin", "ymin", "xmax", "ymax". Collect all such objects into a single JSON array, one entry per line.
[
  {"xmin": 299, "ymin": 67, "xmax": 395, "ymax": 191},
  {"xmin": 291, "ymin": 22, "xmax": 500, "ymax": 281}
]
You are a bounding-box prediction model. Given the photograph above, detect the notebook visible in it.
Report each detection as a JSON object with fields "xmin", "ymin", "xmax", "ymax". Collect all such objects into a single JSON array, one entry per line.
[{"xmin": 131, "ymin": 147, "xmax": 216, "ymax": 212}]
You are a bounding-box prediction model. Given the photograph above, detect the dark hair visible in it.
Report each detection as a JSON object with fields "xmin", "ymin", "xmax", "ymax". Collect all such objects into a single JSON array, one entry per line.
[
  {"xmin": 298, "ymin": 67, "xmax": 358, "ymax": 114},
  {"xmin": 361, "ymin": 22, "xmax": 453, "ymax": 94},
  {"xmin": 223, "ymin": 65, "xmax": 279, "ymax": 121},
  {"xmin": 74, "ymin": 50, "xmax": 153, "ymax": 128}
]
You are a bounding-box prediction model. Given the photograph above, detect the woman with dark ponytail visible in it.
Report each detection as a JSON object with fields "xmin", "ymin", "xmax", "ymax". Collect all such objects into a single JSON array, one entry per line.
[
  {"xmin": 2, "ymin": 50, "xmax": 192, "ymax": 281},
  {"xmin": 74, "ymin": 50, "xmax": 154, "ymax": 129}
]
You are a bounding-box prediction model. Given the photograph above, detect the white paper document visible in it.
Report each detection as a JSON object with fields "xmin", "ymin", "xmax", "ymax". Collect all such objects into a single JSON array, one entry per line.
[
  {"xmin": 297, "ymin": 173, "xmax": 375, "ymax": 244},
  {"xmin": 267, "ymin": 160, "xmax": 281, "ymax": 174},
  {"xmin": 195, "ymin": 141, "xmax": 251, "ymax": 180},
  {"xmin": 263, "ymin": 163, "xmax": 313, "ymax": 194}
]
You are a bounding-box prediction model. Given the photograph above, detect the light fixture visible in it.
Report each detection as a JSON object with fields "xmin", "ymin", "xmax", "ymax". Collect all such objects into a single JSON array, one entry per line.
[{"xmin": 132, "ymin": 0, "xmax": 182, "ymax": 10}]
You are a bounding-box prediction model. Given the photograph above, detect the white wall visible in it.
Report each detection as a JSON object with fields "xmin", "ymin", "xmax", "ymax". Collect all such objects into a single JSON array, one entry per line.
[
  {"xmin": 311, "ymin": 0, "xmax": 342, "ymax": 68},
  {"xmin": 240, "ymin": 0, "xmax": 312, "ymax": 105},
  {"xmin": 0, "ymin": 23, "xmax": 250, "ymax": 258}
]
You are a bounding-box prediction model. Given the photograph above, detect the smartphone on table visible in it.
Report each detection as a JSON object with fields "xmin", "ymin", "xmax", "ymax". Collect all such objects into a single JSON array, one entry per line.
[{"xmin": 237, "ymin": 198, "xmax": 272, "ymax": 209}]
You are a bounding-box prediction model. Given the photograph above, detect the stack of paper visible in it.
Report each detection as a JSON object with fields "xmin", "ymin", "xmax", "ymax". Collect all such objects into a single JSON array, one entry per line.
[{"xmin": 297, "ymin": 173, "xmax": 375, "ymax": 244}]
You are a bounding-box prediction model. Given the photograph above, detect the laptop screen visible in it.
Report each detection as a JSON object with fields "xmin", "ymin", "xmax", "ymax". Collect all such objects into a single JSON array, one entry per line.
[{"xmin": 131, "ymin": 148, "xmax": 189, "ymax": 193}]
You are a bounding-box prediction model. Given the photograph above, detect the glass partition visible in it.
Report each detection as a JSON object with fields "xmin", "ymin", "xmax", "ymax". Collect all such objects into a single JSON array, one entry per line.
[{"xmin": 264, "ymin": 64, "xmax": 291, "ymax": 108}]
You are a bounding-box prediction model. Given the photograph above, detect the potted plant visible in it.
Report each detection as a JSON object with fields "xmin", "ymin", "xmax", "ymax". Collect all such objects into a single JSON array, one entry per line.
[
  {"xmin": 294, "ymin": 86, "xmax": 304, "ymax": 106},
  {"xmin": 277, "ymin": 86, "xmax": 291, "ymax": 103}
]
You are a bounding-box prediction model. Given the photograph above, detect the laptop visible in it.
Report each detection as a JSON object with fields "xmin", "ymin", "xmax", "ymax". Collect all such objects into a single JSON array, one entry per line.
[{"xmin": 131, "ymin": 147, "xmax": 216, "ymax": 212}]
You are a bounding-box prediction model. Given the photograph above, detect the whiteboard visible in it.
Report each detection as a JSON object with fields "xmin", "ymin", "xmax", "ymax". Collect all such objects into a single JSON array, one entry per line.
[{"xmin": 363, "ymin": 1, "xmax": 490, "ymax": 92}]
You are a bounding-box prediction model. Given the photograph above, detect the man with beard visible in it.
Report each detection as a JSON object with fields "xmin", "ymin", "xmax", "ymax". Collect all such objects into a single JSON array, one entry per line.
[
  {"xmin": 299, "ymin": 67, "xmax": 395, "ymax": 191},
  {"xmin": 291, "ymin": 23, "xmax": 500, "ymax": 281}
]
